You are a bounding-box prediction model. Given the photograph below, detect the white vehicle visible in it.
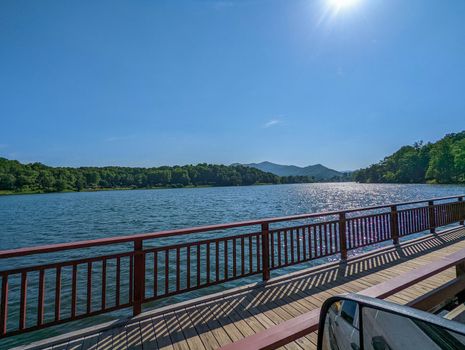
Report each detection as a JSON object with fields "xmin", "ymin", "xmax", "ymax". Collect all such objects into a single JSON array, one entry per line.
[
  {"xmin": 326, "ymin": 300, "xmax": 360, "ymax": 350},
  {"xmin": 319, "ymin": 294, "xmax": 465, "ymax": 350}
]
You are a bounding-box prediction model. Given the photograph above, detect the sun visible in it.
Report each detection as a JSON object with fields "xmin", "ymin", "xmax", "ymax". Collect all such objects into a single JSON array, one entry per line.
[{"xmin": 329, "ymin": 0, "xmax": 359, "ymax": 10}]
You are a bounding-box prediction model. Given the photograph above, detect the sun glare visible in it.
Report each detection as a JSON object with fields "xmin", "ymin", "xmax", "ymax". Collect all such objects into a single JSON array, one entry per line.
[{"xmin": 329, "ymin": 0, "xmax": 359, "ymax": 10}]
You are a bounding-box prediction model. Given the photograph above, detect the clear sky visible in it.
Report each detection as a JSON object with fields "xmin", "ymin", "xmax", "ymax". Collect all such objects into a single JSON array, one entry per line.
[{"xmin": 1, "ymin": 0, "xmax": 464, "ymax": 171}]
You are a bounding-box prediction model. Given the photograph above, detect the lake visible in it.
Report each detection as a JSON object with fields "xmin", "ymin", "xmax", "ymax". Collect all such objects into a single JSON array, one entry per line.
[
  {"xmin": 1, "ymin": 182, "xmax": 465, "ymax": 348},
  {"xmin": 3, "ymin": 183, "xmax": 465, "ymax": 253}
]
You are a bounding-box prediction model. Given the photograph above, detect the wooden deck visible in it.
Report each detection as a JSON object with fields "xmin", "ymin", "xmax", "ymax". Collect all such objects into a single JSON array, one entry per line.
[{"xmin": 17, "ymin": 226, "xmax": 465, "ymax": 350}]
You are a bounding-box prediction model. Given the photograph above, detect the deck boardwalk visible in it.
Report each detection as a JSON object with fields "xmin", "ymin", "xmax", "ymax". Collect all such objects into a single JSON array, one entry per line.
[{"xmin": 15, "ymin": 226, "xmax": 465, "ymax": 350}]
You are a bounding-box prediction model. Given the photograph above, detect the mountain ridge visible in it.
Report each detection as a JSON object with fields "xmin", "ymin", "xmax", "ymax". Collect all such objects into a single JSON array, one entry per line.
[{"xmin": 238, "ymin": 161, "xmax": 345, "ymax": 180}]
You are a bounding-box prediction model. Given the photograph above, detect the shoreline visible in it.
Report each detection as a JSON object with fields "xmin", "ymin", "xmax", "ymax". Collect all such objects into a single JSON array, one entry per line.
[
  {"xmin": 0, "ymin": 184, "xmax": 216, "ymax": 197},
  {"xmin": 0, "ymin": 182, "xmax": 297, "ymax": 197}
]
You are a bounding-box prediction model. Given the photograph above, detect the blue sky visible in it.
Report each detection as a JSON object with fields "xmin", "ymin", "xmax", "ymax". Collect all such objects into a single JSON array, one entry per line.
[{"xmin": 1, "ymin": 0, "xmax": 464, "ymax": 170}]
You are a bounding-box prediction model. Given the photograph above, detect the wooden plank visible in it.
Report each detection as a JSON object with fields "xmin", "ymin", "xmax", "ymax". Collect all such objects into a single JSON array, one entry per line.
[
  {"xmin": 151, "ymin": 314, "xmax": 174, "ymax": 350},
  {"xmin": 206, "ymin": 300, "xmax": 244, "ymax": 342},
  {"xmin": 125, "ymin": 320, "xmax": 143, "ymax": 350},
  {"xmin": 163, "ymin": 312, "xmax": 190, "ymax": 350},
  {"xmin": 231, "ymin": 292, "xmax": 303, "ymax": 350},
  {"xmin": 174, "ymin": 309, "xmax": 205, "ymax": 350},
  {"xmin": 138, "ymin": 318, "xmax": 159, "ymax": 349},
  {"xmin": 185, "ymin": 304, "xmax": 221, "ymax": 350},
  {"xmin": 192, "ymin": 303, "xmax": 232, "ymax": 348},
  {"xmin": 96, "ymin": 327, "xmax": 115, "ymax": 350},
  {"xmin": 239, "ymin": 292, "xmax": 309, "ymax": 350},
  {"xmin": 111, "ymin": 323, "xmax": 128, "ymax": 350},
  {"xmin": 81, "ymin": 333, "xmax": 100, "ymax": 350}
]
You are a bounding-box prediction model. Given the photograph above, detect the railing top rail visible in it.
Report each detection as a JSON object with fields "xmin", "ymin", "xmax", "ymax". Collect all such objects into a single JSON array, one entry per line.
[{"xmin": 0, "ymin": 194, "xmax": 463, "ymax": 259}]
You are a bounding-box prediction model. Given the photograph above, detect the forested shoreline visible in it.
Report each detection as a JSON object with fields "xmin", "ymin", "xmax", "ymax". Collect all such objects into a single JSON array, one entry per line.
[
  {"xmin": 2, "ymin": 130, "xmax": 463, "ymax": 195},
  {"xmin": 0, "ymin": 158, "xmax": 319, "ymax": 195},
  {"xmin": 354, "ymin": 131, "xmax": 465, "ymax": 184}
]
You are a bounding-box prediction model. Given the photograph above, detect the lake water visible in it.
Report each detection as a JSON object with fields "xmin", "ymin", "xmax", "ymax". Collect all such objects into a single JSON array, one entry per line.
[{"xmin": 1, "ymin": 182, "xmax": 465, "ymax": 348}]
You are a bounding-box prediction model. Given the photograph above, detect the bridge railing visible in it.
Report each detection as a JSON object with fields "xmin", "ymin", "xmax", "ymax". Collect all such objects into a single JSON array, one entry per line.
[{"xmin": 0, "ymin": 195, "xmax": 464, "ymax": 338}]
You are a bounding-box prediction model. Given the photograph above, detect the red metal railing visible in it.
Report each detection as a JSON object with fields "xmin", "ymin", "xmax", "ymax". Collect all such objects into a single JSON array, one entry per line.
[{"xmin": 0, "ymin": 195, "xmax": 464, "ymax": 338}]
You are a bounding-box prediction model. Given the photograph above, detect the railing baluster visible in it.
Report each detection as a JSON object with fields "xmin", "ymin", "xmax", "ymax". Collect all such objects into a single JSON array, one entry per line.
[
  {"xmin": 328, "ymin": 223, "xmax": 333, "ymax": 254},
  {"xmin": 225, "ymin": 240, "xmax": 229, "ymax": 279},
  {"xmin": 165, "ymin": 250, "xmax": 169, "ymax": 294},
  {"xmin": 312, "ymin": 226, "xmax": 317, "ymax": 258},
  {"xmin": 277, "ymin": 231, "xmax": 282, "ymax": 266},
  {"xmin": 290, "ymin": 229, "xmax": 295, "ymax": 263},
  {"xmin": 241, "ymin": 237, "xmax": 245, "ymax": 275},
  {"xmin": 233, "ymin": 238, "xmax": 237, "ymax": 278},
  {"xmin": 323, "ymin": 224, "xmax": 328, "ymax": 255},
  {"xmin": 116, "ymin": 257, "xmax": 121, "ymax": 305},
  {"xmin": 176, "ymin": 248, "xmax": 181, "ymax": 292},
  {"xmin": 71, "ymin": 264, "xmax": 77, "ymax": 318},
  {"xmin": 87, "ymin": 262, "xmax": 92, "ymax": 314},
  {"xmin": 186, "ymin": 247, "xmax": 191, "ymax": 289},
  {"xmin": 390, "ymin": 205, "xmax": 399, "ymax": 244},
  {"xmin": 407, "ymin": 210, "xmax": 412, "ymax": 234},
  {"xmin": 371, "ymin": 216, "xmax": 380, "ymax": 242},
  {"xmin": 256, "ymin": 235, "xmax": 261, "ymax": 271},
  {"xmin": 339, "ymin": 213, "xmax": 347, "ymax": 260},
  {"xmin": 197, "ymin": 244, "xmax": 201, "ymax": 286},
  {"xmin": 429, "ymin": 200, "xmax": 436, "ymax": 233},
  {"xmin": 133, "ymin": 239, "xmax": 144, "ymax": 316},
  {"xmin": 248, "ymin": 236, "xmax": 252, "ymax": 273},
  {"xmin": 207, "ymin": 243, "xmax": 211, "ymax": 283},
  {"xmin": 372, "ymin": 216, "xmax": 376, "ymax": 241},
  {"xmin": 216, "ymin": 241, "xmax": 220, "ymax": 281},
  {"xmin": 1, "ymin": 274, "xmax": 8, "ymax": 336},
  {"xmin": 459, "ymin": 197, "xmax": 464, "ymax": 225},
  {"xmin": 129, "ymin": 255, "xmax": 133, "ymax": 304},
  {"xmin": 302, "ymin": 227, "xmax": 307, "ymax": 261},
  {"xmin": 261, "ymin": 223, "xmax": 270, "ymax": 281},
  {"xmin": 37, "ymin": 270, "xmax": 45, "ymax": 326},
  {"xmin": 284, "ymin": 230, "xmax": 288, "ymax": 264},
  {"xmin": 355, "ymin": 219, "xmax": 359, "ymax": 247},
  {"xmin": 19, "ymin": 272, "xmax": 27, "ymax": 330},
  {"xmin": 423, "ymin": 207, "xmax": 428, "ymax": 230},
  {"xmin": 102, "ymin": 258, "xmax": 107, "ymax": 310},
  {"xmin": 55, "ymin": 267, "xmax": 61, "ymax": 322}
]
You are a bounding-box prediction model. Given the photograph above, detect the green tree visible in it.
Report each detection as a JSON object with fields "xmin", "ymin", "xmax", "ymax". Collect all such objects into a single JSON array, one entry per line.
[
  {"xmin": 426, "ymin": 141, "xmax": 455, "ymax": 183},
  {"xmin": 0, "ymin": 174, "xmax": 16, "ymax": 190},
  {"xmin": 171, "ymin": 168, "xmax": 190, "ymax": 186}
]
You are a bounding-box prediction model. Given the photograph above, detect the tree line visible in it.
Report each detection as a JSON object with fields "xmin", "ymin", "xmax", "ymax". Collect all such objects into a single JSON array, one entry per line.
[
  {"xmin": 0, "ymin": 158, "xmax": 318, "ymax": 194},
  {"xmin": 354, "ymin": 131, "xmax": 465, "ymax": 184}
]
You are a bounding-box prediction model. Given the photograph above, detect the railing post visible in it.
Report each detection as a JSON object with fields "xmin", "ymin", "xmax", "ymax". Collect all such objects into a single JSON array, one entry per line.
[
  {"xmin": 133, "ymin": 239, "xmax": 145, "ymax": 316},
  {"xmin": 339, "ymin": 212, "xmax": 347, "ymax": 261},
  {"xmin": 261, "ymin": 223, "xmax": 270, "ymax": 281},
  {"xmin": 456, "ymin": 260, "xmax": 465, "ymax": 303},
  {"xmin": 428, "ymin": 200, "xmax": 436, "ymax": 233},
  {"xmin": 390, "ymin": 205, "xmax": 399, "ymax": 245},
  {"xmin": 459, "ymin": 197, "xmax": 464, "ymax": 226}
]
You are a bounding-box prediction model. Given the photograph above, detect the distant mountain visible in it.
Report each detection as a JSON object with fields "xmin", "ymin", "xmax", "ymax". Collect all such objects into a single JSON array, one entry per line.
[{"xmin": 240, "ymin": 161, "xmax": 344, "ymax": 180}]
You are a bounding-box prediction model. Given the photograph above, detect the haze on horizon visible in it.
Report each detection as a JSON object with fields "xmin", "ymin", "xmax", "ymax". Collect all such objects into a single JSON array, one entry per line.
[{"xmin": 1, "ymin": 0, "xmax": 464, "ymax": 171}]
